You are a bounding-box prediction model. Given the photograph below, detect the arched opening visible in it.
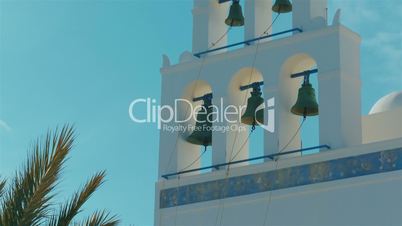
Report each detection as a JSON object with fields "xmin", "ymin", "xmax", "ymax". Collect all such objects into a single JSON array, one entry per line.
[
  {"xmin": 228, "ymin": 67, "xmax": 264, "ymax": 164},
  {"xmin": 279, "ymin": 54, "xmax": 320, "ymax": 157},
  {"xmin": 179, "ymin": 80, "xmax": 213, "ymax": 173}
]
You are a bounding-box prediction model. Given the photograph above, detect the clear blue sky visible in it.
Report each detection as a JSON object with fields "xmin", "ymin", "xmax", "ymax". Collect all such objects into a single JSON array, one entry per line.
[{"xmin": 0, "ymin": 0, "xmax": 401, "ymax": 225}]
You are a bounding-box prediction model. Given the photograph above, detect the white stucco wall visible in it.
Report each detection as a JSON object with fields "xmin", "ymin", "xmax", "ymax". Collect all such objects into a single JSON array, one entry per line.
[{"xmin": 155, "ymin": 138, "xmax": 402, "ymax": 226}]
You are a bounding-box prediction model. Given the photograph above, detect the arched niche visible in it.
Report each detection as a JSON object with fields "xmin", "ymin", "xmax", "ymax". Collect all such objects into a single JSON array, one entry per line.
[
  {"xmin": 175, "ymin": 80, "xmax": 213, "ymax": 174},
  {"xmin": 279, "ymin": 53, "xmax": 317, "ymax": 109},
  {"xmin": 277, "ymin": 53, "xmax": 319, "ymax": 156},
  {"xmin": 226, "ymin": 67, "xmax": 264, "ymax": 164},
  {"xmin": 179, "ymin": 80, "xmax": 213, "ymax": 138},
  {"xmin": 229, "ymin": 67, "xmax": 264, "ymax": 107}
]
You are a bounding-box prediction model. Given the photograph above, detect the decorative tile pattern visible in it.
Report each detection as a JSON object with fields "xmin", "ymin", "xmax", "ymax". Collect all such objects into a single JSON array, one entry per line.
[{"xmin": 160, "ymin": 148, "xmax": 402, "ymax": 209}]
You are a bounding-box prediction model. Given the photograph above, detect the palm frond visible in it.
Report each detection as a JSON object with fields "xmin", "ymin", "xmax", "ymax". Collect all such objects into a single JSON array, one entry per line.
[
  {"xmin": 0, "ymin": 178, "xmax": 6, "ymax": 197},
  {"xmin": 50, "ymin": 171, "xmax": 106, "ymax": 226},
  {"xmin": 0, "ymin": 125, "xmax": 75, "ymax": 226},
  {"xmin": 0, "ymin": 178, "xmax": 6, "ymax": 224},
  {"xmin": 81, "ymin": 210, "xmax": 119, "ymax": 226}
]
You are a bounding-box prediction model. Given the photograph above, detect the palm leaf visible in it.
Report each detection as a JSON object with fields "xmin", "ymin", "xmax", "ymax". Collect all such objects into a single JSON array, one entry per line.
[
  {"xmin": 81, "ymin": 210, "xmax": 119, "ymax": 226},
  {"xmin": 0, "ymin": 125, "xmax": 74, "ymax": 226},
  {"xmin": 0, "ymin": 178, "xmax": 6, "ymax": 223},
  {"xmin": 0, "ymin": 178, "xmax": 6, "ymax": 197},
  {"xmin": 49, "ymin": 171, "xmax": 107, "ymax": 226}
]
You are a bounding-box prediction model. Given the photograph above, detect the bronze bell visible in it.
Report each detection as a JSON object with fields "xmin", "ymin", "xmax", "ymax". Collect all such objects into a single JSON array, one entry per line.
[
  {"xmin": 272, "ymin": 0, "xmax": 292, "ymax": 14},
  {"xmin": 225, "ymin": 0, "xmax": 245, "ymax": 27},
  {"xmin": 187, "ymin": 97, "xmax": 213, "ymax": 147},
  {"xmin": 291, "ymin": 80, "xmax": 319, "ymax": 117},
  {"xmin": 241, "ymin": 86, "xmax": 264, "ymax": 126}
]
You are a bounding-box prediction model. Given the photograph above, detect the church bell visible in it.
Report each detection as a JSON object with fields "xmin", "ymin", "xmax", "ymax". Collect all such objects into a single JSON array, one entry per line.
[
  {"xmin": 225, "ymin": 0, "xmax": 245, "ymax": 27},
  {"xmin": 291, "ymin": 78, "xmax": 319, "ymax": 117},
  {"xmin": 186, "ymin": 95, "xmax": 213, "ymax": 147},
  {"xmin": 241, "ymin": 85, "xmax": 264, "ymax": 127},
  {"xmin": 272, "ymin": 0, "xmax": 292, "ymax": 14}
]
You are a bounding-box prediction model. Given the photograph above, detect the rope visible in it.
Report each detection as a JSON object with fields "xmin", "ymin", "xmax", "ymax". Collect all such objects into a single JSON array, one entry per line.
[
  {"xmin": 171, "ymin": 147, "xmax": 209, "ymax": 226},
  {"xmin": 212, "ymin": 27, "xmax": 232, "ymax": 47},
  {"xmin": 278, "ymin": 117, "xmax": 306, "ymax": 155},
  {"xmin": 158, "ymin": 27, "xmax": 232, "ymax": 226},
  {"xmin": 173, "ymin": 174, "xmax": 181, "ymax": 226},
  {"xmin": 261, "ymin": 117, "xmax": 306, "ymax": 226},
  {"xmin": 230, "ymin": 126, "xmax": 255, "ymax": 162},
  {"xmin": 227, "ymin": 13, "xmax": 280, "ymax": 164},
  {"xmin": 214, "ymin": 13, "xmax": 281, "ymax": 226},
  {"xmin": 179, "ymin": 146, "xmax": 208, "ymax": 172},
  {"xmin": 163, "ymin": 26, "xmax": 232, "ymax": 177}
]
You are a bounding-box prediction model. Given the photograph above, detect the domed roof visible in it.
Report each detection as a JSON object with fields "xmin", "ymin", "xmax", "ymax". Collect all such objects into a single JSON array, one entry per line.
[{"xmin": 369, "ymin": 91, "xmax": 402, "ymax": 114}]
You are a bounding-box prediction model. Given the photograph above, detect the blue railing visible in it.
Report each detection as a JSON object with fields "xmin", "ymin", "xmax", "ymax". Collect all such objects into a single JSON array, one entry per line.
[
  {"xmin": 161, "ymin": 145, "xmax": 331, "ymax": 179},
  {"xmin": 193, "ymin": 28, "xmax": 303, "ymax": 58}
]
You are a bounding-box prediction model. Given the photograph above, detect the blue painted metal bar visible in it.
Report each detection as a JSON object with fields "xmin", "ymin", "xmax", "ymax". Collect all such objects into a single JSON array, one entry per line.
[
  {"xmin": 193, "ymin": 28, "xmax": 303, "ymax": 58},
  {"xmin": 239, "ymin": 81, "xmax": 264, "ymax": 91},
  {"xmin": 161, "ymin": 144, "xmax": 330, "ymax": 179},
  {"xmin": 290, "ymin": 69, "xmax": 318, "ymax": 78}
]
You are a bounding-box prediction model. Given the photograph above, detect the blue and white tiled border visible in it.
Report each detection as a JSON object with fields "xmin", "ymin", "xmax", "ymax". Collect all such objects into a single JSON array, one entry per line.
[{"xmin": 160, "ymin": 148, "xmax": 402, "ymax": 209}]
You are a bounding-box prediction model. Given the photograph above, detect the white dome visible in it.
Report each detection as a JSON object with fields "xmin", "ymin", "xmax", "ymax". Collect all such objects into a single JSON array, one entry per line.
[{"xmin": 369, "ymin": 91, "xmax": 402, "ymax": 114}]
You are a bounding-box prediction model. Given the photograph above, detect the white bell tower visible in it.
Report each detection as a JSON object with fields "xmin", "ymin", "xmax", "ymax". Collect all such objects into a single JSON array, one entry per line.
[
  {"xmin": 154, "ymin": 1, "xmax": 402, "ymax": 225},
  {"xmin": 158, "ymin": 0, "xmax": 361, "ymax": 178}
]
